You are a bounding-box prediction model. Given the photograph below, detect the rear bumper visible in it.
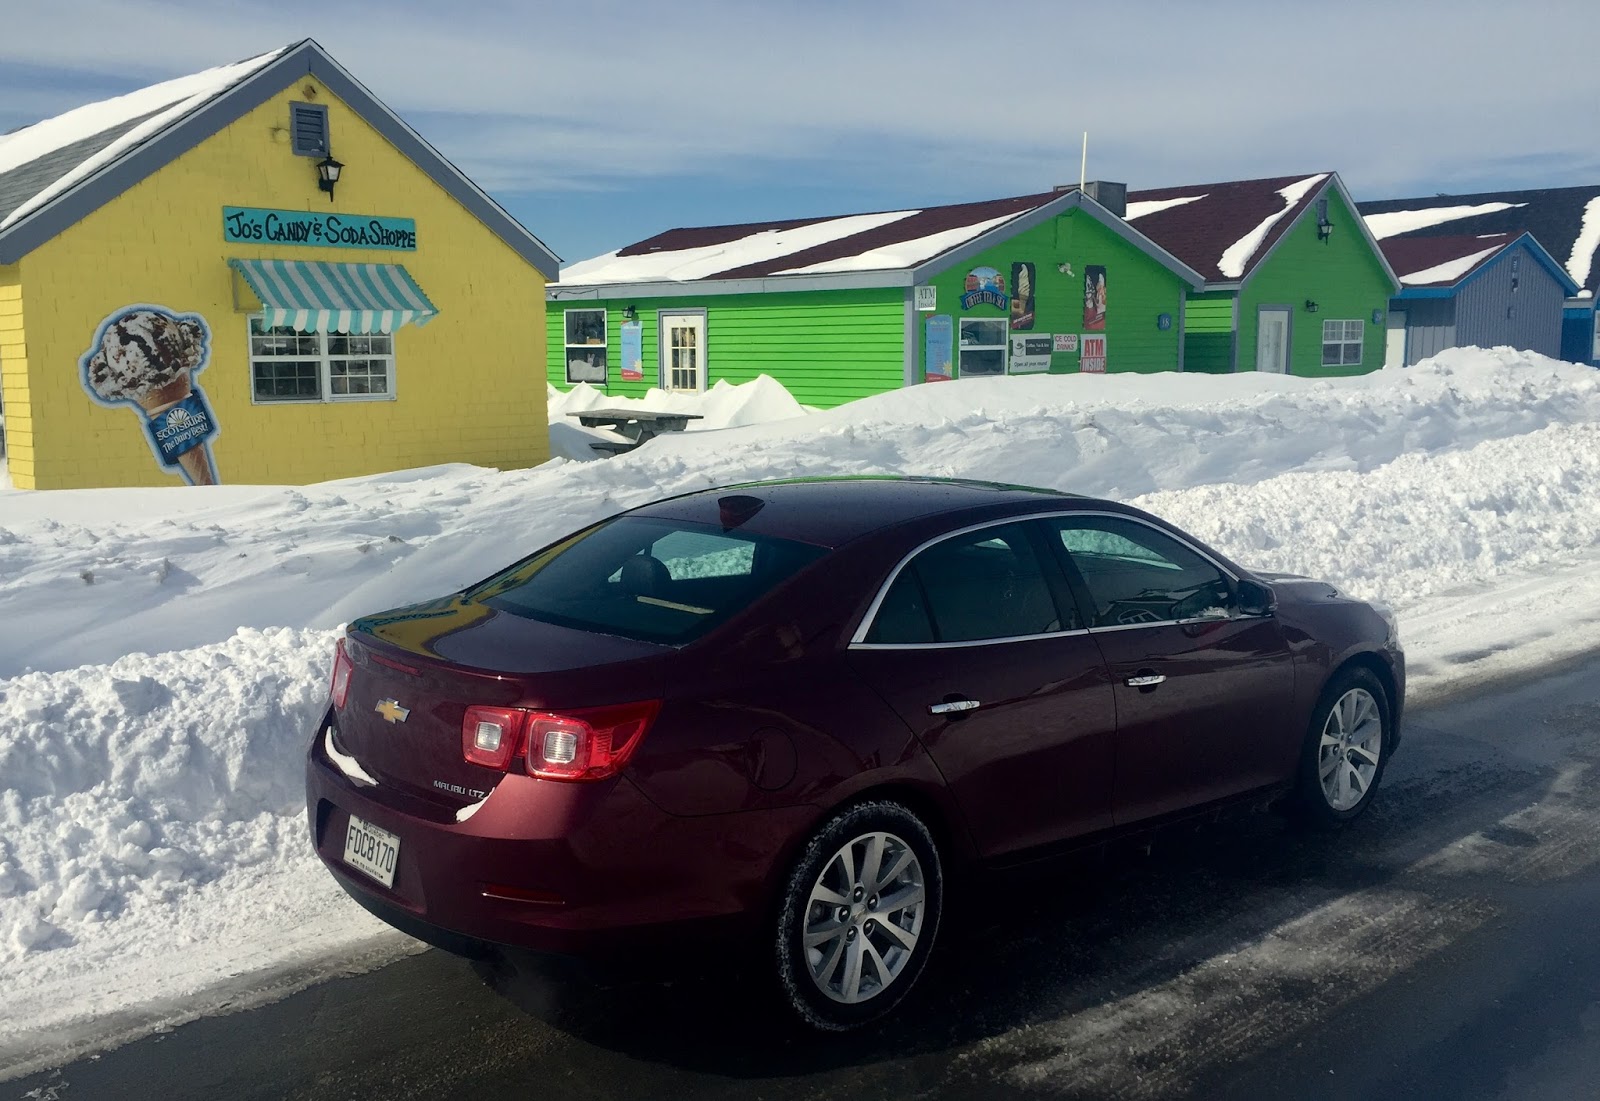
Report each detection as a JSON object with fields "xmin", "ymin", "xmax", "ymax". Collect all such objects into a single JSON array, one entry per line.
[{"xmin": 305, "ymin": 714, "xmax": 816, "ymax": 958}]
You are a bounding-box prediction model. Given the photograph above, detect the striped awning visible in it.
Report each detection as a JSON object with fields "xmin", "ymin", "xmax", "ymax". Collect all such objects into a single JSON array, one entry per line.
[{"xmin": 228, "ymin": 258, "xmax": 439, "ymax": 334}]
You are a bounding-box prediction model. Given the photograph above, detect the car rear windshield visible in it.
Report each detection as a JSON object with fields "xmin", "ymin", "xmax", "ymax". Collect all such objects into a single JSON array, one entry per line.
[{"xmin": 469, "ymin": 516, "xmax": 829, "ymax": 645}]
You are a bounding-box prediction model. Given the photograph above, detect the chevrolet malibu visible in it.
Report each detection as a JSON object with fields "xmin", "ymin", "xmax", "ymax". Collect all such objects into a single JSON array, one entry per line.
[{"xmin": 306, "ymin": 477, "xmax": 1403, "ymax": 1030}]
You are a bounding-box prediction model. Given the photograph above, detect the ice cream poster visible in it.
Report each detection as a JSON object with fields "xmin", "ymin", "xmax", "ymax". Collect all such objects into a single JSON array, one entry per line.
[
  {"xmin": 79, "ymin": 305, "xmax": 220, "ymax": 485},
  {"xmin": 1009, "ymin": 262, "xmax": 1037, "ymax": 330},
  {"xmin": 1083, "ymin": 265, "xmax": 1107, "ymax": 331}
]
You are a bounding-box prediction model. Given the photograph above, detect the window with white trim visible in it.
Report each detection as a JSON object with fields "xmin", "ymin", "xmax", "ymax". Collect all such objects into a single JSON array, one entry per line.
[
  {"xmin": 565, "ymin": 309, "xmax": 608, "ymax": 384},
  {"xmin": 958, "ymin": 317, "xmax": 1007, "ymax": 377},
  {"xmin": 249, "ymin": 316, "xmax": 394, "ymax": 402},
  {"xmin": 1321, "ymin": 319, "xmax": 1364, "ymax": 366}
]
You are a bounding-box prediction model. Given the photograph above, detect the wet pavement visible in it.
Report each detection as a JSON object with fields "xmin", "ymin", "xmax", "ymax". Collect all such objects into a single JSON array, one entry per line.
[{"xmin": 13, "ymin": 656, "xmax": 1600, "ymax": 1100}]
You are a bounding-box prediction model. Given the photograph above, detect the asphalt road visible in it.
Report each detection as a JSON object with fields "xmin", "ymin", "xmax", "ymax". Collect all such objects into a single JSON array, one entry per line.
[{"xmin": 15, "ymin": 656, "xmax": 1600, "ymax": 1101}]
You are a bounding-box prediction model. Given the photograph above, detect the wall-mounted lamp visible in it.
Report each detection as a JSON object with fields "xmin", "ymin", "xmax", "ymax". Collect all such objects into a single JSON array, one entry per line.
[
  {"xmin": 1057, "ymin": 262, "xmax": 1074, "ymax": 276},
  {"xmin": 316, "ymin": 154, "xmax": 344, "ymax": 202},
  {"xmin": 1304, "ymin": 299, "xmax": 1320, "ymax": 313},
  {"xmin": 1316, "ymin": 215, "xmax": 1334, "ymax": 242},
  {"xmin": 623, "ymin": 305, "xmax": 638, "ymax": 322}
]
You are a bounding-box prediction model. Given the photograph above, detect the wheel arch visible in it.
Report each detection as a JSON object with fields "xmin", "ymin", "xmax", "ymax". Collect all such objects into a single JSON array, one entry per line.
[{"xmin": 1330, "ymin": 650, "xmax": 1401, "ymax": 745}]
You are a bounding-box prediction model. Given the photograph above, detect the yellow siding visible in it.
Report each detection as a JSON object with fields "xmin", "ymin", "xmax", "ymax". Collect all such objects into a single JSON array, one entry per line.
[
  {"xmin": 0, "ymin": 263, "xmax": 32, "ymax": 487},
  {"xmin": 16, "ymin": 79, "xmax": 547, "ymax": 490}
]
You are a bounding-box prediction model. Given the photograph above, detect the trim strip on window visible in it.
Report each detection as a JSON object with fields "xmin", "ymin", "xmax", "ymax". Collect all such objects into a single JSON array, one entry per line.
[{"xmin": 847, "ymin": 509, "xmax": 1241, "ymax": 648}]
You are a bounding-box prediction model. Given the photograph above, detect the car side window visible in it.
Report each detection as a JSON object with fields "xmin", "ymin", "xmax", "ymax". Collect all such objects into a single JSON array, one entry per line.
[
  {"xmin": 865, "ymin": 523, "xmax": 1070, "ymax": 644},
  {"xmin": 1051, "ymin": 517, "xmax": 1233, "ymax": 628}
]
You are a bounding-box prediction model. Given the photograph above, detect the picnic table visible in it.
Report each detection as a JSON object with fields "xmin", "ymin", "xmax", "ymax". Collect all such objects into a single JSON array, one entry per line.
[{"xmin": 568, "ymin": 407, "xmax": 704, "ymax": 455}]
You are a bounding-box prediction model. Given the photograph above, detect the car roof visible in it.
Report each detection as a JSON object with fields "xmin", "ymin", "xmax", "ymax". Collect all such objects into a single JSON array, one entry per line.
[{"xmin": 629, "ymin": 476, "xmax": 1093, "ymax": 548}]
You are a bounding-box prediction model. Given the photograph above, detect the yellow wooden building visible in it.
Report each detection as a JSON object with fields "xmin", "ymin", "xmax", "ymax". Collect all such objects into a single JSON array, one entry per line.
[{"xmin": 0, "ymin": 40, "xmax": 557, "ymax": 490}]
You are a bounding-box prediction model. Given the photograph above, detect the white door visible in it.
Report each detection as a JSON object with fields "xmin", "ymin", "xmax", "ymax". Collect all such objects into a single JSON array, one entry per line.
[
  {"xmin": 660, "ymin": 312, "xmax": 706, "ymax": 393},
  {"xmin": 1255, "ymin": 307, "xmax": 1290, "ymax": 373},
  {"xmin": 1385, "ymin": 311, "xmax": 1407, "ymax": 368}
]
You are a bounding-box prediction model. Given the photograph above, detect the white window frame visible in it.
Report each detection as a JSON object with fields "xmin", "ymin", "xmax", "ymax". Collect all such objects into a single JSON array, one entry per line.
[
  {"xmin": 958, "ymin": 316, "xmax": 1009, "ymax": 378},
  {"xmin": 1321, "ymin": 318, "xmax": 1364, "ymax": 367},
  {"xmin": 564, "ymin": 308, "xmax": 609, "ymax": 384},
  {"xmin": 247, "ymin": 315, "xmax": 397, "ymax": 405}
]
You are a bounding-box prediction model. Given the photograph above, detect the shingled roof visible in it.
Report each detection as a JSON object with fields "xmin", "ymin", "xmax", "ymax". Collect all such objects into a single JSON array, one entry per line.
[
  {"xmin": 1123, "ymin": 173, "xmax": 1339, "ymax": 283},
  {"xmin": 556, "ymin": 188, "xmax": 1205, "ymax": 293},
  {"xmin": 1358, "ymin": 185, "xmax": 1600, "ymax": 299},
  {"xmin": 0, "ymin": 40, "xmax": 558, "ymax": 274}
]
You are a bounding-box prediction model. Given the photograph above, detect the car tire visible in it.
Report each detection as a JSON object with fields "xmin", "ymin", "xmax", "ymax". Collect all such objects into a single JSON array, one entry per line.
[
  {"xmin": 774, "ymin": 800, "xmax": 943, "ymax": 1032},
  {"xmin": 1290, "ymin": 666, "xmax": 1392, "ymax": 828}
]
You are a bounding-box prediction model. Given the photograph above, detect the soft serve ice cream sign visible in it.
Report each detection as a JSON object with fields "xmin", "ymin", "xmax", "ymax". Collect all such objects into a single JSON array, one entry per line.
[{"xmin": 79, "ymin": 306, "xmax": 220, "ymax": 485}]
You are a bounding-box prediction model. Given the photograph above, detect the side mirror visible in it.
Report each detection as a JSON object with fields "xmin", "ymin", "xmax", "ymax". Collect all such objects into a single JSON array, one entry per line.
[{"xmin": 1236, "ymin": 578, "xmax": 1276, "ymax": 618}]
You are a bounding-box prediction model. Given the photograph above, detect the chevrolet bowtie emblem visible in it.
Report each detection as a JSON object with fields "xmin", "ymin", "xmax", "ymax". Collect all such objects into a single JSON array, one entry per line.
[{"xmin": 374, "ymin": 698, "xmax": 410, "ymax": 724}]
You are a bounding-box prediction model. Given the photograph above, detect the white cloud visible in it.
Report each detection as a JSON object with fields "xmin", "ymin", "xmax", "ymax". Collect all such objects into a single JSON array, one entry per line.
[{"xmin": 2, "ymin": 0, "xmax": 1596, "ymax": 204}]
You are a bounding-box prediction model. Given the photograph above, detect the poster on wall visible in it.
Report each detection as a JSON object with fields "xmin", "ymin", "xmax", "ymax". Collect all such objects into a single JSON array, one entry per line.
[
  {"xmin": 1083, "ymin": 265, "xmax": 1108, "ymax": 331},
  {"xmin": 924, "ymin": 314, "xmax": 954, "ymax": 381},
  {"xmin": 620, "ymin": 320, "xmax": 644, "ymax": 381},
  {"xmin": 960, "ymin": 267, "xmax": 1010, "ymax": 311},
  {"xmin": 79, "ymin": 306, "xmax": 220, "ymax": 485},
  {"xmin": 1054, "ymin": 333, "xmax": 1079, "ymax": 353},
  {"xmin": 1010, "ymin": 335, "xmax": 1052, "ymax": 374},
  {"xmin": 1080, "ymin": 334, "xmax": 1107, "ymax": 373},
  {"xmin": 1009, "ymin": 262, "xmax": 1037, "ymax": 330}
]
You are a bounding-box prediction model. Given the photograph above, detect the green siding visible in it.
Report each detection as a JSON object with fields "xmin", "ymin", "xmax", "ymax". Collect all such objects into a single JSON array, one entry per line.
[
  {"xmin": 546, "ymin": 288, "xmax": 902, "ymax": 408},
  {"xmin": 1237, "ymin": 188, "xmax": 1395, "ymax": 376},
  {"xmin": 919, "ymin": 208, "xmax": 1187, "ymax": 379},
  {"xmin": 1182, "ymin": 292, "xmax": 1235, "ymax": 374}
]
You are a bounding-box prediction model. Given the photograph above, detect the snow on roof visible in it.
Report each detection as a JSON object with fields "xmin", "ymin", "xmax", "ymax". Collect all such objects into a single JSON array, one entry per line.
[
  {"xmin": 1125, "ymin": 194, "xmax": 1206, "ymax": 221},
  {"xmin": 1123, "ymin": 173, "xmax": 1334, "ymax": 283},
  {"xmin": 1218, "ymin": 174, "xmax": 1328, "ymax": 279},
  {"xmin": 1401, "ymin": 246, "xmax": 1501, "ymax": 286},
  {"xmin": 1363, "ymin": 202, "xmax": 1526, "ymax": 241},
  {"xmin": 557, "ymin": 192, "xmax": 1067, "ymax": 285},
  {"xmin": 1357, "ymin": 186, "xmax": 1600, "ymax": 296},
  {"xmin": 559, "ymin": 209, "xmax": 919, "ymax": 284},
  {"xmin": 1568, "ymin": 196, "xmax": 1600, "ymax": 291},
  {"xmin": 774, "ymin": 213, "xmax": 1018, "ymax": 275},
  {"xmin": 0, "ymin": 48, "xmax": 286, "ymax": 230},
  {"xmin": 1382, "ymin": 234, "xmax": 1511, "ymax": 287}
]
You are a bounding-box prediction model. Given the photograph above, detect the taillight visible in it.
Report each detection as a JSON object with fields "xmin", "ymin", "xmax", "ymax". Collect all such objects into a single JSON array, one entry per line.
[
  {"xmin": 462, "ymin": 706, "xmax": 525, "ymax": 771},
  {"xmin": 330, "ymin": 638, "xmax": 353, "ymax": 710},
  {"xmin": 459, "ymin": 700, "xmax": 661, "ymax": 782}
]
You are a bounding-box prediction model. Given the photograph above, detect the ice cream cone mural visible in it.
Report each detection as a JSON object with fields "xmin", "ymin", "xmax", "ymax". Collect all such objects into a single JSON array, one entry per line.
[{"xmin": 80, "ymin": 306, "xmax": 220, "ymax": 485}]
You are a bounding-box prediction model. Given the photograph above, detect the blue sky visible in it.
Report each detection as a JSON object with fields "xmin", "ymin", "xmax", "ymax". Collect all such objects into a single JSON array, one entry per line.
[{"xmin": 4, "ymin": 0, "xmax": 1597, "ymax": 267}]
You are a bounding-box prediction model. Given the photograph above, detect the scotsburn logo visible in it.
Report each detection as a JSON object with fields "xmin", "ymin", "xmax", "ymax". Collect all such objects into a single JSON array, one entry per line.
[
  {"xmin": 166, "ymin": 406, "xmax": 195, "ymax": 429},
  {"xmin": 374, "ymin": 698, "xmax": 410, "ymax": 724}
]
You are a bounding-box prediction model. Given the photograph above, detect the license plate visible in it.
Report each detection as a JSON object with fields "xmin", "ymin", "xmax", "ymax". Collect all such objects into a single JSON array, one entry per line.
[{"xmin": 343, "ymin": 814, "xmax": 400, "ymax": 889}]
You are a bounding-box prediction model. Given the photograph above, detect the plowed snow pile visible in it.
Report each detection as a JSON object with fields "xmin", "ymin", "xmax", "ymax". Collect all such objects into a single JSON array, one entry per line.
[{"xmin": 2, "ymin": 347, "xmax": 1599, "ymax": 1073}]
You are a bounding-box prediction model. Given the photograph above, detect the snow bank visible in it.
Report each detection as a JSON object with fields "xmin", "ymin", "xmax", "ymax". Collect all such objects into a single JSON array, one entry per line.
[
  {"xmin": 3, "ymin": 346, "xmax": 1600, "ymax": 1069},
  {"xmin": 546, "ymin": 374, "xmax": 809, "ymax": 461}
]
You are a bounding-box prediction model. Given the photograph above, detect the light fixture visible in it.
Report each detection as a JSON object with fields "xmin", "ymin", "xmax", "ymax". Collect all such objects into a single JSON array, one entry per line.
[
  {"xmin": 316, "ymin": 154, "xmax": 344, "ymax": 202},
  {"xmin": 1316, "ymin": 214, "xmax": 1334, "ymax": 242},
  {"xmin": 1305, "ymin": 299, "xmax": 1320, "ymax": 313},
  {"xmin": 623, "ymin": 305, "xmax": 638, "ymax": 322}
]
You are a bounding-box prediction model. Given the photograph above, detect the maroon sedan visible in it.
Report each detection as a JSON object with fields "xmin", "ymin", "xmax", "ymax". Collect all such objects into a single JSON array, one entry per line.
[{"xmin": 306, "ymin": 477, "xmax": 1403, "ymax": 1030}]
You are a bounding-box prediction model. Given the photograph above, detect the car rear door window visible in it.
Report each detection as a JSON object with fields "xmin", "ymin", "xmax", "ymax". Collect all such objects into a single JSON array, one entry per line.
[
  {"xmin": 474, "ymin": 517, "xmax": 826, "ymax": 644},
  {"xmin": 1048, "ymin": 516, "xmax": 1233, "ymax": 628},
  {"xmin": 865, "ymin": 523, "xmax": 1070, "ymax": 644}
]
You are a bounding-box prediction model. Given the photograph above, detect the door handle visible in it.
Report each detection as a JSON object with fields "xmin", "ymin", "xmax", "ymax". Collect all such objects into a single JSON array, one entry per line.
[
  {"xmin": 1124, "ymin": 674, "xmax": 1166, "ymax": 688},
  {"xmin": 929, "ymin": 699, "xmax": 981, "ymax": 715}
]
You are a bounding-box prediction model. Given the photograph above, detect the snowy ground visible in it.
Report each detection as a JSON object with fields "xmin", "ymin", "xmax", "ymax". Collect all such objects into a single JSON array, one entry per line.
[{"xmin": 2, "ymin": 348, "xmax": 1600, "ymax": 1076}]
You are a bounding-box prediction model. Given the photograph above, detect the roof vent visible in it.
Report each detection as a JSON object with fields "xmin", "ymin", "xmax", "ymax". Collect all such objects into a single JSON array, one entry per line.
[{"xmin": 1082, "ymin": 181, "xmax": 1127, "ymax": 218}]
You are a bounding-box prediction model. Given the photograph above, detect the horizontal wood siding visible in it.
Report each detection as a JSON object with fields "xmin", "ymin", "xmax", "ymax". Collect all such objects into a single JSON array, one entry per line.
[
  {"xmin": 547, "ymin": 288, "xmax": 904, "ymax": 407},
  {"xmin": 919, "ymin": 207, "xmax": 1186, "ymax": 377},
  {"xmin": 1239, "ymin": 187, "xmax": 1394, "ymax": 376},
  {"xmin": 1183, "ymin": 292, "xmax": 1235, "ymax": 374}
]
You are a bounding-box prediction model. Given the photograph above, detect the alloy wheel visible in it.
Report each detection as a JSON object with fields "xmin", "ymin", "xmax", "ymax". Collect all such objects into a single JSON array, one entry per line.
[
  {"xmin": 802, "ymin": 831, "xmax": 925, "ymax": 1004},
  {"xmin": 1318, "ymin": 687, "xmax": 1383, "ymax": 812}
]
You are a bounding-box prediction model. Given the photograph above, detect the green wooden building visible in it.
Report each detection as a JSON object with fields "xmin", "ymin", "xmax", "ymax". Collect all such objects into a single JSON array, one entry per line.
[
  {"xmin": 547, "ymin": 189, "xmax": 1205, "ymax": 407},
  {"xmin": 1123, "ymin": 172, "xmax": 1400, "ymax": 375},
  {"xmin": 546, "ymin": 171, "xmax": 1400, "ymax": 406}
]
